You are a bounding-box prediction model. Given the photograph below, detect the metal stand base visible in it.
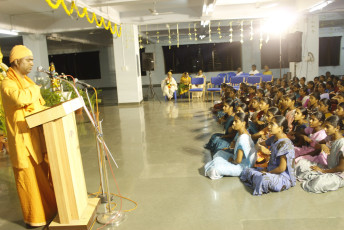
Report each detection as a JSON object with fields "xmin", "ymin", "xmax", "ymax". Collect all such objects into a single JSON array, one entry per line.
[
  {"xmin": 144, "ymin": 71, "xmax": 161, "ymax": 103},
  {"xmin": 97, "ymin": 211, "xmax": 127, "ymax": 227}
]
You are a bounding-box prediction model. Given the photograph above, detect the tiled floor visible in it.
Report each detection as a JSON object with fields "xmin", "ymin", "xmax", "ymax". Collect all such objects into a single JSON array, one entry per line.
[{"xmin": 1, "ymin": 90, "xmax": 344, "ymax": 230}]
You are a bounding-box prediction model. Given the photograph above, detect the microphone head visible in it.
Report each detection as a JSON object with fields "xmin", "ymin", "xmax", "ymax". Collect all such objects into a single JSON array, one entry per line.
[{"xmin": 37, "ymin": 66, "xmax": 44, "ymax": 72}]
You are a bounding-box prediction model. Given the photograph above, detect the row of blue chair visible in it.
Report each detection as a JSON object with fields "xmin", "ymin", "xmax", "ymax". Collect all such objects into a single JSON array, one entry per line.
[
  {"xmin": 166, "ymin": 74, "xmax": 273, "ymax": 102},
  {"xmin": 205, "ymin": 75, "xmax": 274, "ymax": 100}
]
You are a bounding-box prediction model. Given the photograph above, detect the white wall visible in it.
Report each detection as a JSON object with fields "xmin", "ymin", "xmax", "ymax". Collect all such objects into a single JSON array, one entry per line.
[
  {"xmin": 48, "ymin": 46, "xmax": 116, "ymax": 88},
  {"xmin": 319, "ymin": 27, "xmax": 344, "ymax": 76},
  {"xmin": 22, "ymin": 34, "xmax": 49, "ymax": 81}
]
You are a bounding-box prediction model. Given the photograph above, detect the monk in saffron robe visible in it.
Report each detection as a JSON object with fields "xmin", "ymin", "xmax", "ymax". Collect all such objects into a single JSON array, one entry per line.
[{"xmin": 0, "ymin": 45, "xmax": 57, "ymax": 227}]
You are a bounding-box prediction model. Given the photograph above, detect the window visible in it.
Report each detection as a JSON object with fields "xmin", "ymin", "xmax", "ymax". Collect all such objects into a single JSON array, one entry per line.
[
  {"xmin": 162, "ymin": 42, "xmax": 242, "ymax": 74},
  {"xmin": 48, "ymin": 51, "xmax": 101, "ymax": 80},
  {"xmin": 319, "ymin": 36, "xmax": 341, "ymax": 66}
]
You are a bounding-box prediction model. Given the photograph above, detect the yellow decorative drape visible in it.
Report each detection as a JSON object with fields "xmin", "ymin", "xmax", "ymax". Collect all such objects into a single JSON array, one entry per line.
[{"xmin": 45, "ymin": 0, "xmax": 122, "ymax": 37}]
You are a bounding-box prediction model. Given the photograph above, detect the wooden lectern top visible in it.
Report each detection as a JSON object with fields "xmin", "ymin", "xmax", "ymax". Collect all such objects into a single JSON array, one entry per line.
[{"xmin": 25, "ymin": 97, "xmax": 84, "ymax": 128}]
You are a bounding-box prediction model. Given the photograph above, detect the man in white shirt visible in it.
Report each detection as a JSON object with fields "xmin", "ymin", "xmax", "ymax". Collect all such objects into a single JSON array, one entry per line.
[
  {"xmin": 236, "ymin": 67, "xmax": 243, "ymax": 76},
  {"xmin": 249, "ymin": 64, "xmax": 259, "ymax": 75}
]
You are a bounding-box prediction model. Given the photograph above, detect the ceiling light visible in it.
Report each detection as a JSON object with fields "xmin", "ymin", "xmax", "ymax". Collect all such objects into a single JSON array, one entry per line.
[
  {"xmin": 0, "ymin": 29, "xmax": 19, "ymax": 36},
  {"xmin": 262, "ymin": 10, "xmax": 299, "ymax": 35},
  {"xmin": 309, "ymin": 0, "xmax": 334, "ymax": 12},
  {"xmin": 202, "ymin": 4, "xmax": 206, "ymax": 13}
]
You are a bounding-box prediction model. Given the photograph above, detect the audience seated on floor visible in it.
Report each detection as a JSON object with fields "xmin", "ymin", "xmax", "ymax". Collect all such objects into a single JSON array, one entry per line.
[{"xmin": 203, "ymin": 70, "xmax": 344, "ymax": 195}]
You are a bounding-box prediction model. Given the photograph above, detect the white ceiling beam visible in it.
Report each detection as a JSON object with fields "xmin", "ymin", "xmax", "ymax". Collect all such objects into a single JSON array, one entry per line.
[
  {"xmin": 89, "ymin": 0, "xmax": 139, "ymax": 7},
  {"xmin": 64, "ymin": 0, "xmax": 121, "ymax": 23},
  {"xmin": 47, "ymin": 35, "xmax": 108, "ymax": 46}
]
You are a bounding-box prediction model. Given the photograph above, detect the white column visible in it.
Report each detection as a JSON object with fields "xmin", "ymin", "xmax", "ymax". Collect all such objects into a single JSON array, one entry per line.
[
  {"xmin": 242, "ymin": 38, "xmax": 261, "ymax": 73},
  {"xmin": 22, "ymin": 34, "xmax": 49, "ymax": 80},
  {"xmin": 290, "ymin": 15, "xmax": 319, "ymax": 81},
  {"xmin": 113, "ymin": 24, "xmax": 143, "ymax": 104}
]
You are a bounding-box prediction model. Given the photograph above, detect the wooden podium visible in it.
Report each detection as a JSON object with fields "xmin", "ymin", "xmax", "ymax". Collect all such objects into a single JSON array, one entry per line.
[{"xmin": 25, "ymin": 98, "xmax": 100, "ymax": 230}]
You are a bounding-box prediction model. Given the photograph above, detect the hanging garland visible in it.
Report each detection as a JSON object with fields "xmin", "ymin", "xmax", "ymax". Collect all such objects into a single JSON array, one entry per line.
[
  {"xmin": 229, "ymin": 21, "xmax": 233, "ymax": 43},
  {"xmin": 188, "ymin": 23, "xmax": 192, "ymax": 40},
  {"xmin": 177, "ymin": 24, "xmax": 180, "ymax": 48},
  {"xmin": 146, "ymin": 24, "xmax": 149, "ymax": 44},
  {"xmin": 217, "ymin": 22, "xmax": 222, "ymax": 39},
  {"xmin": 139, "ymin": 25, "xmax": 143, "ymax": 49},
  {"xmin": 167, "ymin": 24, "xmax": 172, "ymax": 49},
  {"xmin": 209, "ymin": 21, "xmax": 212, "ymax": 42},
  {"xmin": 44, "ymin": 0, "xmax": 121, "ymax": 37},
  {"xmin": 194, "ymin": 23, "xmax": 198, "ymax": 41},
  {"xmin": 156, "ymin": 24, "xmax": 160, "ymax": 44}
]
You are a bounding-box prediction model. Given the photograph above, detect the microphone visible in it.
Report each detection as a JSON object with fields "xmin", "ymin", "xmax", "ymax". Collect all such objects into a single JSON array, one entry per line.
[
  {"xmin": 75, "ymin": 78, "xmax": 92, "ymax": 88},
  {"xmin": 37, "ymin": 66, "xmax": 55, "ymax": 77}
]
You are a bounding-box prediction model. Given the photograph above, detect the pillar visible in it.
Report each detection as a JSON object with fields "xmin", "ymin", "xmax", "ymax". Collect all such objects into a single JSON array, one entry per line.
[
  {"xmin": 289, "ymin": 15, "xmax": 319, "ymax": 81},
  {"xmin": 113, "ymin": 24, "xmax": 143, "ymax": 104},
  {"xmin": 22, "ymin": 34, "xmax": 49, "ymax": 81}
]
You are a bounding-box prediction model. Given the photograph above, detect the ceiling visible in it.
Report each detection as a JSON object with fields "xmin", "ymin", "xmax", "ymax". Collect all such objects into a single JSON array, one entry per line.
[{"xmin": 0, "ymin": 0, "xmax": 343, "ymax": 51}]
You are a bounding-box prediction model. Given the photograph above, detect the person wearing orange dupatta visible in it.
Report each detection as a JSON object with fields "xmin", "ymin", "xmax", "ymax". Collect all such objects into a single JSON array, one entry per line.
[{"xmin": 0, "ymin": 45, "xmax": 57, "ymax": 227}]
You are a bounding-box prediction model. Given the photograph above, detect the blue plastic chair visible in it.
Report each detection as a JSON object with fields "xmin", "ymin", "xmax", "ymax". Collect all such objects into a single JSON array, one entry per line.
[
  {"xmin": 230, "ymin": 76, "xmax": 244, "ymax": 88},
  {"xmin": 206, "ymin": 77, "xmax": 224, "ymax": 101},
  {"xmin": 225, "ymin": 75, "xmax": 231, "ymax": 83},
  {"xmin": 261, "ymin": 75, "xmax": 273, "ymax": 82},
  {"xmin": 165, "ymin": 91, "xmax": 177, "ymax": 102},
  {"xmin": 246, "ymin": 76, "xmax": 261, "ymax": 87},
  {"xmin": 189, "ymin": 77, "xmax": 205, "ymax": 102}
]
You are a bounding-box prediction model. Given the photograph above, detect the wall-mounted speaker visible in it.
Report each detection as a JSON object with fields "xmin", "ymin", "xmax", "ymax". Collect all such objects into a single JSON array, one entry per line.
[{"xmin": 142, "ymin": 53, "xmax": 154, "ymax": 71}]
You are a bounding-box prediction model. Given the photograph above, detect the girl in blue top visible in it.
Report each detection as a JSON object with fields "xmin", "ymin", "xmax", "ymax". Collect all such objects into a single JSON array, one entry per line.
[
  {"xmin": 205, "ymin": 98, "xmax": 237, "ymax": 155},
  {"xmin": 205, "ymin": 112, "xmax": 257, "ymax": 179}
]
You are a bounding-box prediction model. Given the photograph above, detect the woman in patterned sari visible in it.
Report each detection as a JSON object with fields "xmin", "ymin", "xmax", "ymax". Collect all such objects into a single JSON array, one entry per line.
[
  {"xmin": 296, "ymin": 115, "xmax": 344, "ymax": 193},
  {"xmin": 178, "ymin": 72, "xmax": 191, "ymax": 96},
  {"xmin": 240, "ymin": 115, "xmax": 296, "ymax": 195}
]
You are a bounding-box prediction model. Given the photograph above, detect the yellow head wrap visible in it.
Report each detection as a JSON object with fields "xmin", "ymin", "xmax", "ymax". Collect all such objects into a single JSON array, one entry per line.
[{"xmin": 9, "ymin": 45, "xmax": 33, "ymax": 63}]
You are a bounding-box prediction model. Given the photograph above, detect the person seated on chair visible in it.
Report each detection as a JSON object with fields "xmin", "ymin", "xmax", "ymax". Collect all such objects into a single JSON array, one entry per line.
[
  {"xmin": 263, "ymin": 65, "xmax": 272, "ymax": 75},
  {"xmin": 249, "ymin": 64, "xmax": 259, "ymax": 76},
  {"xmin": 178, "ymin": 72, "xmax": 191, "ymax": 96},
  {"xmin": 236, "ymin": 67, "xmax": 243, "ymax": 76},
  {"xmin": 161, "ymin": 71, "xmax": 177, "ymax": 100},
  {"xmin": 191, "ymin": 69, "xmax": 206, "ymax": 98}
]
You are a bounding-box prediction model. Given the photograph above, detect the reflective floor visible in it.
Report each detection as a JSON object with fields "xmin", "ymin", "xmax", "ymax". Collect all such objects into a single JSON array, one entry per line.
[{"xmin": 1, "ymin": 89, "xmax": 344, "ymax": 230}]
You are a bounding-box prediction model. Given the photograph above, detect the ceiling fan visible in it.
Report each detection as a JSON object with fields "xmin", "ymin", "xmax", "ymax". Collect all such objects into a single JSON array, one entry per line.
[{"xmin": 148, "ymin": 1, "xmax": 174, "ymax": 16}]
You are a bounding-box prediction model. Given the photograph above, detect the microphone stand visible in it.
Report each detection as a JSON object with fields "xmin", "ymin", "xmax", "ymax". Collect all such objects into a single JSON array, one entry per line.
[{"xmin": 53, "ymin": 76, "xmax": 126, "ymax": 225}]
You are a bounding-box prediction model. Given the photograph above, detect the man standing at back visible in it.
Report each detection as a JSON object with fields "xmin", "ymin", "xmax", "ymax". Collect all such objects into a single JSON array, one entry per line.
[{"xmin": 1, "ymin": 45, "xmax": 57, "ymax": 228}]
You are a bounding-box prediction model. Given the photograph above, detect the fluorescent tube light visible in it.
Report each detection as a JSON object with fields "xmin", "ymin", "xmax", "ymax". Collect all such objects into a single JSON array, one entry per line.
[{"xmin": 0, "ymin": 29, "xmax": 19, "ymax": 36}]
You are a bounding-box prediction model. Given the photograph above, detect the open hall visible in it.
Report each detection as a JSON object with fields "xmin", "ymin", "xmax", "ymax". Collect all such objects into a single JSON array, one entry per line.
[{"xmin": 0, "ymin": 0, "xmax": 344, "ymax": 230}]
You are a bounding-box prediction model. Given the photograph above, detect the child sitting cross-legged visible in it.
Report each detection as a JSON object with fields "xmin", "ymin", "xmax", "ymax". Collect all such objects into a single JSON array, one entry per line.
[
  {"xmin": 240, "ymin": 115, "xmax": 296, "ymax": 195},
  {"xmin": 205, "ymin": 112, "xmax": 257, "ymax": 179},
  {"xmin": 296, "ymin": 115, "xmax": 344, "ymax": 193}
]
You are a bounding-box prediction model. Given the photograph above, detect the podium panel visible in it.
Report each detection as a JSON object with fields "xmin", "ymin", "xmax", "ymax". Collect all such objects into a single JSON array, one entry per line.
[
  {"xmin": 25, "ymin": 98, "xmax": 99, "ymax": 230},
  {"xmin": 43, "ymin": 112, "xmax": 88, "ymax": 223}
]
